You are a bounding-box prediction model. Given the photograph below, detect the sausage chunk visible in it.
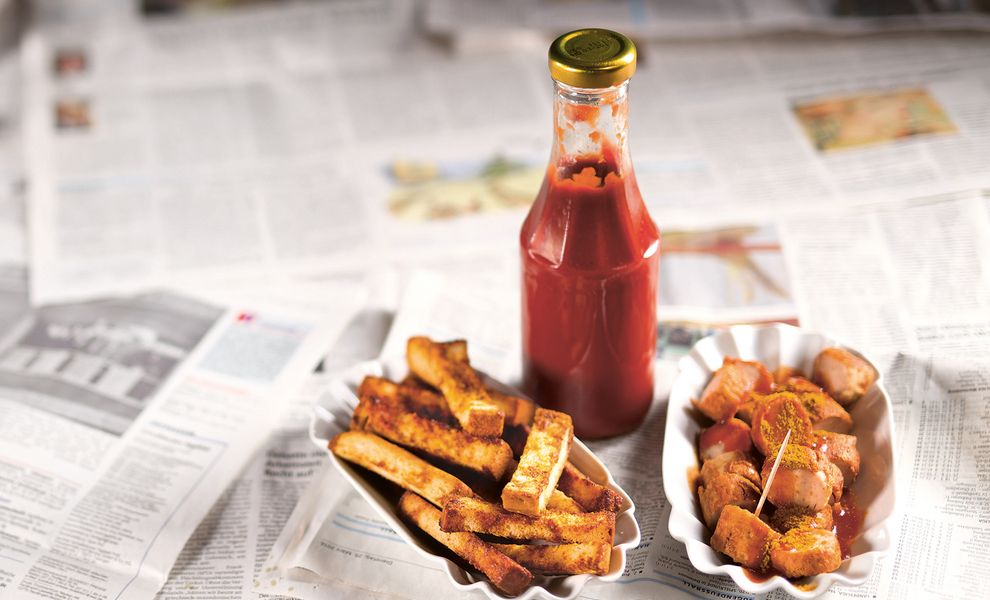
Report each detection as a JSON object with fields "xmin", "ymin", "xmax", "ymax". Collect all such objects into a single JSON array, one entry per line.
[
  {"xmin": 698, "ymin": 472, "xmax": 761, "ymax": 529},
  {"xmin": 770, "ymin": 527, "xmax": 842, "ymax": 577},
  {"xmin": 699, "ymin": 418, "xmax": 753, "ymax": 461},
  {"xmin": 778, "ymin": 375, "xmax": 822, "ymax": 394},
  {"xmin": 695, "ymin": 357, "xmax": 773, "ymax": 422},
  {"xmin": 699, "ymin": 450, "xmax": 761, "ymax": 488},
  {"xmin": 734, "ymin": 399, "xmax": 759, "ymax": 426},
  {"xmin": 750, "ymin": 392, "xmax": 814, "ymax": 456},
  {"xmin": 770, "ymin": 505, "xmax": 834, "ymax": 533},
  {"xmin": 812, "ymin": 347, "xmax": 876, "ymax": 406},
  {"xmin": 761, "ymin": 445, "xmax": 833, "ymax": 511},
  {"xmin": 814, "ymin": 430, "xmax": 860, "ymax": 485},
  {"xmin": 793, "ymin": 390, "xmax": 852, "ymax": 434},
  {"xmin": 711, "ymin": 505, "xmax": 781, "ymax": 571}
]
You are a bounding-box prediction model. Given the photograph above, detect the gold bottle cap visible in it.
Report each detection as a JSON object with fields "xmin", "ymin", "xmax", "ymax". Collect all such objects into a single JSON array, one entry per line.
[{"xmin": 548, "ymin": 28, "xmax": 636, "ymax": 89}]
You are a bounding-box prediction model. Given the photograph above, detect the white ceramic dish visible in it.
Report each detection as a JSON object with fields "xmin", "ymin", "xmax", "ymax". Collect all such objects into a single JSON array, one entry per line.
[
  {"xmin": 662, "ymin": 323, "xmax": 896, "ymax": 598},
  {"xmin": 310, "ymin": 357, "xmax": 641, "ymax": 600}
]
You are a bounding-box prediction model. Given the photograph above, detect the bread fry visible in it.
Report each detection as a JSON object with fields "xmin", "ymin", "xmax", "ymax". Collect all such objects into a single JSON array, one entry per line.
[
  {"xmin": 502, "ymin": 408, "xmax": 572, "ymax": 515},
  {"xmin": 399, "ymin": 492, "xmax": 532, "ymax": 596},
  {"xmin": 506, "ymin": 425, "xmax": 622, "ymax": 513},
  {"xmin": 546, "ymin": 489, "xmax": 584, "ymax": 514},
  {"xmin": 441, "ymin": 497, "xmax": 615, "ymax": 544},
  {"xmin": 440, "ymin": 340, "xmax": 469, "ymax": 362},
  {"xmin": 557, "ymin": 462, "xmax": 624, "ymax": 513},
  {"xmin": 486, "ymin": 389, "xmax": 536, "ymax": 427},
  {"xmin": 407, "ymin": 337, "xmax": 504, "ymax": 437},
  {"xmin": 359, "ymin": 376, "xmax": 454, "ymax": 424},
  {"xmin": 398, "ymin": 375, "xmax": 535, "ymax": 428},
  {"xmin": 329, "ymin": 431, "xmax": 472, "ymax": 507},
  {"xmin": 491, "ymin": 542, "xmax": 611, "ymax": 576},
  {"xmin": 354, "ymin": 383, "xmax": 515, "ymax": 480},
  {"xmin": 440, "ymin": 341, "xmax": 535, "ymax": 426}
]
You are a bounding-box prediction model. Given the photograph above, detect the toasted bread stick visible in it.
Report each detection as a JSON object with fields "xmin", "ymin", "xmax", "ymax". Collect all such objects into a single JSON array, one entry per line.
[
  {"xmin": 491, "ymin": 542, "xmax": 611, "ymax": 576},
  {"xmin": 407, "ymin": 337, "xmax": 504, "ymax": 437},
  {"xmin": 557, "ymin": 463, "xmax": 624, "ymax": 513},
  {"xmin": 440, "ymin": 340, "xmax": 469, "ymax": 362},
  {"xmin": 329, "ymin": 431, "xmax": 471, "ymax": 507},
  {"xmin": 486, "ymin": 389, "xmax": 536, "ymax": 427},
  {"xmin": 506, "ymin": 425, "xmax": 622, "ymax": 513},
  {"xmin": 441, "ymin": 497, "xmax": 615, "ymax": 544},
  {"xmin": 354, "ymin": 385, "xmax": 515, "ymax": 480},
  {"xmin": 397, "ymin": 375, "xmax": 535, "ymax": 428},
  {"xmin": 359, "ymin": 376, "xmax": 454, "ymax": 425},
  {"xmin": 546, "ymin": 489, "xmax": 584, "ymax": 514},
  {"xmin": 399, "ymin": 492, "xmax": 532, "ymax": 596},
  {"xmin": 440, "ymin": 342, "xmax": 535, "ymax": 426},
  {"xmin": 502, "ymin": 408, "xmax": 573, "ymax": 515}
]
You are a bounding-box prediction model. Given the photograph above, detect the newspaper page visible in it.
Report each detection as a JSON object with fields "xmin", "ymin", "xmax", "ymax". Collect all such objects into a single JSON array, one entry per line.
[
  {"xmin": 0, "ymin": 266, "xmax": 360, "ymax": 599},
  {"xmin": 156, "ymin": 290, "xmax": 398, "ymax": 600},
  {"xmin": 0, "ymin": 49, "xmax": 24, "ymax": 268},
  {"xmin": 155, "ymin": 373, "xmax": 335, "ymax": 600},
  {"xmin": 20, "ymin": 0, "xmax": 558, "ymax": 305},
  {"xmin": 779, "ymin": 189, "xmax": 990, "ymax": 360},
  {"xmin": 25, "ymin": 7, "xmax": 990, "ymax": 304},
  {"xmin": 21, "ymin": 0, "xmax": 417, "ymax": 305},
  {"xmin": 0, "ymin": 49, "xmax": 20, "ymax": 181},
  {"xmin": 341, "ymin": 29, "xmax": 990, "ymax": 270},
  {"xmin": 425, "ymin": 0, "xmax": 990, "ymax": 46}
]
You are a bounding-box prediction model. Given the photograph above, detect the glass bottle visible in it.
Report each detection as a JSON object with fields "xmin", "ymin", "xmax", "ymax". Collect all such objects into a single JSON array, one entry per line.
[{"xmin": 520, "ymin": 29, "xmax": 660, "ymax": 439}]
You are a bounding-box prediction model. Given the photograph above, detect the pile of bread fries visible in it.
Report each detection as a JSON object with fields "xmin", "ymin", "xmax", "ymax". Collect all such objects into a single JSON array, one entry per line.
[{"xmin": 329, "ymin": 336, "xmax": 623, "ymax": 596}]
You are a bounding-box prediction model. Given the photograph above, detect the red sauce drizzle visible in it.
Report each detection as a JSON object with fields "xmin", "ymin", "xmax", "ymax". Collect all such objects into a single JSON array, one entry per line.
[
  {"xmin": 744, "ymin": 568, "xmax": 777, "ymax": 582},
  {"xmin": 832, "ymin": 492, "xmax": 865, "ymax": 558}
]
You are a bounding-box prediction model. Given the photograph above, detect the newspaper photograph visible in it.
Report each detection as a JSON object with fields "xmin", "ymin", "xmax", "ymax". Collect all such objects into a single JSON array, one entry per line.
[{"xmin": 0, "ymin": 292, "xmax": 222, "ymax": 435}]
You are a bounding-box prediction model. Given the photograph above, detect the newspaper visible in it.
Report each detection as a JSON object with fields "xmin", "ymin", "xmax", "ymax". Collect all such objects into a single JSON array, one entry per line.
[
  {"xmin": 425, "ymin": 0, "xmax": 990, "ymax": 47},
  {"xmin": 155, "ymin": 296, "xmax": 400, "ymax": 600},
  {"xmin": 262, "ymin": 245, "xmax": 989, "ymax": 600},
  {"xmin": 10, "ymin": 3, "xmax": 990, "ymax": 598},
  {"xmin": 155, "ymin": 373, "xmax": 336, "ymax": 600},
  {"xmin": 779, "ymin": 189, "xmax": 990, "ymax": 359},
  {"xmin": 24, "ymin": 3, "xmax": 990, "ymax": 305},
  {"xmin": 0, "ymin": 254, "xmax": 361, "ymax": 599},
  {"xmin": 19, "ymin": 0, "xmax": 552, "ymax": 305}
]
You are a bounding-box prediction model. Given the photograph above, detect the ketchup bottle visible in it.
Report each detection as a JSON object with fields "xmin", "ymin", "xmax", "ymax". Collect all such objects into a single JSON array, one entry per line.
[{"xmin": 521, "ymin": 29, "xmax": 660, "ymax": 439}]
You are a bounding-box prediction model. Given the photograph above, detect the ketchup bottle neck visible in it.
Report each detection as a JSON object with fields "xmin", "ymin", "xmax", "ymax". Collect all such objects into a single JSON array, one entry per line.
[{"xmin": 551, "ymin": 80, "xmax": 631, "ymax": 179}]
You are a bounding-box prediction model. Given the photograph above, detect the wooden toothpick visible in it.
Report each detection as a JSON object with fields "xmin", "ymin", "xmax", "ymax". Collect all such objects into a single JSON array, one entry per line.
[{"xmin": 754, "ymin": 428, "xmax": 791, "ymax": 518}]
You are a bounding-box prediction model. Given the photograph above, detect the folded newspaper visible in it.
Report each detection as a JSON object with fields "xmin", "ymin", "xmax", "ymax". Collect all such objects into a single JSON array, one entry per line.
[{"xmin": 0, "ymin": 260, "xmax": 361, "ymax": 599}]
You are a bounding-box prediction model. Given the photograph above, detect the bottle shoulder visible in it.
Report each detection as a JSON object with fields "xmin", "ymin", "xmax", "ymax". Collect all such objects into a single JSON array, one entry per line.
[{"xmin": 521, "ymin": 171, "xmax": 659, "ymax": 271}]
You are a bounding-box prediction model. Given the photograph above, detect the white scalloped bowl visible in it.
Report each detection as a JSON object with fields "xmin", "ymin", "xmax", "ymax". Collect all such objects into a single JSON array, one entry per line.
[
  {"xmin": 310, "ymin": 356, "xmax": 641, "ymax": 600},
  {"xmin": 662, "ymin": 323, "xmax": 896, "ymax": 598}
]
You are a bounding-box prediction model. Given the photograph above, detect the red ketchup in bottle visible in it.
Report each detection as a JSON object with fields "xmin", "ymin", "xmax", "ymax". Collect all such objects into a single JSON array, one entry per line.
[{"xmin": 521, "ymin": 29, "xmax": 660, "ymax": 439}]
